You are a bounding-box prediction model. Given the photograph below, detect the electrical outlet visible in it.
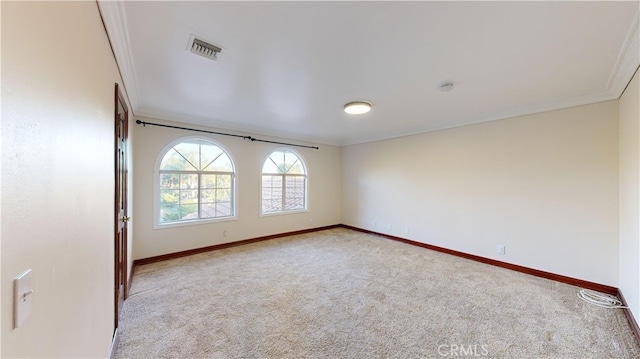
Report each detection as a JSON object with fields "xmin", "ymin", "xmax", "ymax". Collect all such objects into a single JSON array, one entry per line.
[
  {"xmin": 387, "ymin": 224, "xmax": 392, "ymax": 230},
  {"xmin": 403, "ymin": 227, "xmax": 409, "ymax": 234},
  {"xmin": 373, "ymin": 220, "xmax": 377, "ymax": 227},
  {"xmin": 497, "ymin": 245, "xmax": 505, "ymax": 255},
  {"xmin": 223, "ymin": 230, "xmax": 228, "ymax": 237}
]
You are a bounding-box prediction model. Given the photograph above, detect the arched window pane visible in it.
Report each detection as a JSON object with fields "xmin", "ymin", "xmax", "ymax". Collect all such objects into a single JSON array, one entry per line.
[
  {"xmin": 287, "ymin": 160, "xmax": 304, "ymax": 174},
  {"xmin": 284, "ymin": 152, "xmax": 300, "ymax": 173},
  {"xmin": 159, "ymin": 139, "xmax": 235, "ymax": 224},
  {"xmin": 173, "ymin": 142, "xmax": 200, "ymax": 169},
  {"xmin": 208, "ymin": 154, "xmax": 233, "ymax": 172},
  {"xmin": 268, "ymin": 151, "xmax": 287, "ymax": 173},
  {"xmin": 200, "ymin": 144, "xmax": 223, "ymax": 171},
  {"xmin": 160, "ymin": 149, "xmax": 197, "ymax": 171},
  {"xmin": 262, "ymin": 157, "xmax": 280, "ymax": 173},
  {"xmin": 261, "ymin": 150, "xmax": 306, "ymax": 214}
]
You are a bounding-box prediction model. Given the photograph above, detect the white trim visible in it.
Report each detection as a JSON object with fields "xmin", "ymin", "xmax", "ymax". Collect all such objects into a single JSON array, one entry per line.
[
  {"xmin": 260, "ymin": 209, "xmax": 310, "ymax": 218},
  {"xmin": 137, "ymin": 83, "xmax": 627, "ymax": 147},
  {"xmin": 340, "ymin": 91, "xmax": 619, "ymax": 146},
  {"xmin": 259, "ymin": 148, "xmax": 309, "ymax": 216},
  {"xmin": 108, "ymin": 328, "xmax": 119, "ymax": 359},
  {"xmin": 155, "ymin": 216, "xmax": 238, "ymax": 230},
  {"xmin": 104, "ymin": 5, "xmax": 639, "ymax": 148},
  {"xmin": 98, "ymin": 1, "xmax": 140, "ymax": 111},
  {"xmin": 153, "ymin": 136, "xmax": 238, "ymax": 229},
  {"xmin": 606, "ymin": 9, "xmax": 640, "ymax": 98}
]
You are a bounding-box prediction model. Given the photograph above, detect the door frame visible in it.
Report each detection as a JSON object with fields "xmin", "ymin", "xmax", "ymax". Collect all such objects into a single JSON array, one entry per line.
[{"xmin": 114, "ymin": 83, "xmax": 129, "ymax": 329}]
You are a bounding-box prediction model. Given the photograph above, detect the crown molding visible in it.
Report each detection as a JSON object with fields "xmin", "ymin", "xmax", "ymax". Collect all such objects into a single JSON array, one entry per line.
[
  {"xmin": 136, "ymin": 86, "xmax": 618, "ymax": 148},
  {"xmin": 342, "ymin": 10, "xmax": 640, "ymax": 147},
  {"xmin": 340, "ymin": 90, "xmax": 617, "ymax": 146},
  {"xmin": 606, "ymin": 9, "xmax": 639, "ymax": 98},
  {"xmin": 101, "ymin": 3, "xmax": 638, "ymax": 148},
  {"xmin": 98, "ymin": 0, "xmax": 140, "ymax": 111}
]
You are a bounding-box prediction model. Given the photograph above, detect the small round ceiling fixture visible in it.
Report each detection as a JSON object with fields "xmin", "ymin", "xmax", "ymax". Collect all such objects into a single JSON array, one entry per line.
[{"xmin": 344, "ymin": 101, "xmax": 372, "ymax": 115}]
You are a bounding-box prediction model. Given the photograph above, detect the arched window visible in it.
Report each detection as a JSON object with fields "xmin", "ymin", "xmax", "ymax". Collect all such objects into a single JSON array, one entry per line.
[
  {"xmin": 261, "ymin": 149, "xmax": 307, "ymax": 214},
  {"xmin": 158, "ymin": 139, "xmax": 235, "ymax": 224}
]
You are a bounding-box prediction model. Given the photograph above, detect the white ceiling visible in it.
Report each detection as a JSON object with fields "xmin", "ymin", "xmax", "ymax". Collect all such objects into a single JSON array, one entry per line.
[{"xmin": 100, "ymin": 1, "xmax": 639, "ymax": 146}]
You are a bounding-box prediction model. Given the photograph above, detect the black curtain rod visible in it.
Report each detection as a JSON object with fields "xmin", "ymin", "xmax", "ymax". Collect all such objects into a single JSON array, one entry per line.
[{"xmin": 135, "ymin": 120, "xmax": 319, "ymax": 150}]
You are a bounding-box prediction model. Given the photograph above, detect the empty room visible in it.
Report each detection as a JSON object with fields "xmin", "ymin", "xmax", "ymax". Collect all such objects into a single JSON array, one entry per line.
[{"xmin": 2, "ymin": 1, "xmax": 640, "ymax": 358}]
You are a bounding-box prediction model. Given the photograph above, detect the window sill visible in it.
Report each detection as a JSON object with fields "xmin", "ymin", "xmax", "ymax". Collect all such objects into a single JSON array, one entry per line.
[
  {"xmin": 260, "ymin": 209, "xmax": 309, "ymax": 218},
  {"xmin": 154, "ymin": 216, "xmax": 238, "ymax": 230}
]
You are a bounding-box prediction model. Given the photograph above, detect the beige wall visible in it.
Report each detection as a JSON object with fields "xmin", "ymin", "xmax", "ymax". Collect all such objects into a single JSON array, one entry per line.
[
  {"xmin": 1, "ymin": 2, "xmax": 133, "ymax": 358},
  {"xmin": 0, "ymin": 2, "xmax": 635, "ymax": 357},
  {"xmin": 342, "ymin": 101, "xmax": 620, "ymax": 286},
  {"xmin": 619, "ymin": 71, "xmax": 640, "ymax": 321},
  {"xmin": 132, "ymin": 118, "xmax": 342, "ymax": 259}
]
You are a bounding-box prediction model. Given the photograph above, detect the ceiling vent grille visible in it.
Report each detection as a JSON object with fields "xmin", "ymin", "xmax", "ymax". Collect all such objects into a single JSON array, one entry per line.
[{"xmin": 187, "ymin": 35, "xmax": 222, "ymax": 61}]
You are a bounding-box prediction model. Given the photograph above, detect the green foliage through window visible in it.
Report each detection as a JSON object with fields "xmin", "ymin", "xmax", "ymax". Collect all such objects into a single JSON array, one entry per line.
[{"xmin": 159, "ymin": 140, "xmax": 234, "ymax": 223}]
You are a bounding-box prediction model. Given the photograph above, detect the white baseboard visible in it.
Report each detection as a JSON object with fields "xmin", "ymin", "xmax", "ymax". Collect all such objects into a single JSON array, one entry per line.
[{"xmin": 108, "ymin": 328, "xmax": 120, "ymax": 359}]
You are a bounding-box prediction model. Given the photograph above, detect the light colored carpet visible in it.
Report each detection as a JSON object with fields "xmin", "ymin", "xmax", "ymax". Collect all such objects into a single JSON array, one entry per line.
[{"xmin": 115, "ymin": 228, "xmax": 639, "ymax": 358}]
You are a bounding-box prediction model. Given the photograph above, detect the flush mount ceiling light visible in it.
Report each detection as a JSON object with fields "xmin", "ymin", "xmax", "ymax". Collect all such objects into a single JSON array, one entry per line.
[{"xmin": 344, "ymin": 101, "xmax": 372, "ymax": 115}]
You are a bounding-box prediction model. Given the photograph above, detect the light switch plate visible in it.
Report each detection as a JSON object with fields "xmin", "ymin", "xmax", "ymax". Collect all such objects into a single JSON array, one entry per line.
[{"xmin": 14, "ymin": 269, "xmax": 33, "ymax": 329}]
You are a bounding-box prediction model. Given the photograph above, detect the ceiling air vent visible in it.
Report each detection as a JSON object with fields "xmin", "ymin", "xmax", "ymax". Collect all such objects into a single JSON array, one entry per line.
[{"xmin": 187, "ymin": 34, "xmax": 222, "ymax": 61}]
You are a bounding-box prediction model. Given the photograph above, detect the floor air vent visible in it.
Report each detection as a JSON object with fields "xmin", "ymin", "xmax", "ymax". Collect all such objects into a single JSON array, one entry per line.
[{"xmin": 187, "ymin": 35, "xmax": 222, "ymax": 61}]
